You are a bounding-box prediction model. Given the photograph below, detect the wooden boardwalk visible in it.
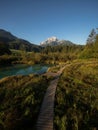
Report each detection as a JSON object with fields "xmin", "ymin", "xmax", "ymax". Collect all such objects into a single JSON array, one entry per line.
[{"xmin": 36, "ymin": 67, "xmax": 65, "ymax": 130}]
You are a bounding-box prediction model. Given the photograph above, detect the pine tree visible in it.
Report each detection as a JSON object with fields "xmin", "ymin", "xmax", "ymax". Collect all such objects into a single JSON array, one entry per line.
[{"xmin": 87, "ymin": 29, "xmax": 96, "ymax": 44}]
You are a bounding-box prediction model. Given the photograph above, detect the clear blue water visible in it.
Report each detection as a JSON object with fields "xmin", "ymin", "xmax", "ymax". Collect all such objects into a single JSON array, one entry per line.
[{"xmin": 0, "ymin": 64, "xmax": 49, "ymax": 79}]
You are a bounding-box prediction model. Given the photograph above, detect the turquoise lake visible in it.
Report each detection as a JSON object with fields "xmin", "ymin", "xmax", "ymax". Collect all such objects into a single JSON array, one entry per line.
[{"xmin": 0, "ymin": 64, "xmax": 49, "ymax": 79}]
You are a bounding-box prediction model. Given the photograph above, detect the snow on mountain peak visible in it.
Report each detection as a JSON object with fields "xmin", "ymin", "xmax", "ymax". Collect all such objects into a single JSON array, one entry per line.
[
  {"xmin": 47, "ymin": 36, "xmax": 58, "ymax": 42},
  {"xmin": 40, "ymin": 36, "xmax": 74, "ymax": 46},
  {"xmin": 40, "ymin": 36, "xmax": 58, "ymax": 45}
]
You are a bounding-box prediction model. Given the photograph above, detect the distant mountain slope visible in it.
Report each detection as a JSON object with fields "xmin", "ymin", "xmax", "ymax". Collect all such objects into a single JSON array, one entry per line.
[
  {"xmin": 0, "ymin": 29, "xmax": 41, "ymax": 52},
  {"xmin": 0, "ymin": 29, "xmax": 17, "ymax": 42},
  {"xmin": 40, "ymin": 36, "xmax": 75, "ymax": 47},
  {"xmin": 9, "ymin": 39, "xmax": 41, "ymax": 52}
]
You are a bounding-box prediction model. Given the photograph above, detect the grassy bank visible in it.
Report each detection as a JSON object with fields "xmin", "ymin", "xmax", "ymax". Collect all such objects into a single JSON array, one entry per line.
[
  {"xmin": 54, "ymin": 59, "xmax": 98, "ymax": 130},
  {"xmin": 0, "ymin": 74, "xmax": 50, "ymax": 130}
]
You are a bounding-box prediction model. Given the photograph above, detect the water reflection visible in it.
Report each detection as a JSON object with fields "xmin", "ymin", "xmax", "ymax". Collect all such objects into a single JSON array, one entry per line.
[{"xmin": 0, "ymin": 64, "xmax": 48, "ymax": 79}]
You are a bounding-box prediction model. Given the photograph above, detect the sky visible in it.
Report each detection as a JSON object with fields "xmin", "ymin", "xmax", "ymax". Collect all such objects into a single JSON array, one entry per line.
[{"xmin": 0, "ymin": 0, "xmax": 98, "ymax": 45}]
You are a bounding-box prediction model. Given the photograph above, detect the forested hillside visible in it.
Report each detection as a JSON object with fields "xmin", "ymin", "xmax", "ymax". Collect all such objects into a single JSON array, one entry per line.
[
  {"xmin": 0, "ymin": 42, "xmax": 11, "ymax": 55},
  {"xmin": 0, "ymin": 29, "xmax": 41, "ymax": 52}
]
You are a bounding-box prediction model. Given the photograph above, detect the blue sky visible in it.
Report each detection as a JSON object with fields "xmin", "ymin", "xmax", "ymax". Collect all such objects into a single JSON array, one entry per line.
[{"xmin": 0, "ymin": 0, "xmax": 98, "ymax": 45}]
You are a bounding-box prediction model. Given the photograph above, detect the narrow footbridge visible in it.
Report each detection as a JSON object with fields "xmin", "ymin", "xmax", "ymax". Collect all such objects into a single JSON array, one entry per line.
[{"xmin": 36, "ymin": 67, "xmax": 65, "ymax": 130}]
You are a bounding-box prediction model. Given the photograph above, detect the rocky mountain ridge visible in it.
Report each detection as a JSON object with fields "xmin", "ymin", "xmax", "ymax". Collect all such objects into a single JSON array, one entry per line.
[{"xmin": 40, "ymin": 36, "xmax": 75, "ymax": 46}]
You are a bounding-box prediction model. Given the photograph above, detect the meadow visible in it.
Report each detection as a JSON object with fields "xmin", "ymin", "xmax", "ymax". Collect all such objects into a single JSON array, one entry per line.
[
  {"xmin": 54, "ymin": 59, "xmax": 98, "ymax": 130},
  {"xmin": 0, "ymin": 74, "xmax": 51, "ymax": 130}
]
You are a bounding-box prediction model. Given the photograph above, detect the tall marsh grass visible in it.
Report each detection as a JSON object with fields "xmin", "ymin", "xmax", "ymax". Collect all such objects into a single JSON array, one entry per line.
[
  {"xmin": 0, "ymin": 74, "xmax": 50, "ymax": 130},
  {"xmin": 54, "ymin": 59, "xmax": 98, "ymax": 130}
]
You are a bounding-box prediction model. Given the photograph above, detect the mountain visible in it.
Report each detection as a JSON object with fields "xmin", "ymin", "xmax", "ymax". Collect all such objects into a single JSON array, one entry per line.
[
  {"xmin": 0, "ymin": 29, "xmax": 17, "ymax": 42},
  {"xmin": 40, "ymin": 36, "xmax": 75, "ymax": 47},
  {"xmin": 40, "ymin": 36, "xmax": 59, "ymax": 46},
  {"xmin": 9, "ymin": 39, "xmax": 41, "ymax": 52},
  {"xmin": 0, "ymin": 29, "xmax": 75, "ymax": 53},
  {"xmin": 0, "ymin": 29, "xmax": 41, "ymax": 52}
]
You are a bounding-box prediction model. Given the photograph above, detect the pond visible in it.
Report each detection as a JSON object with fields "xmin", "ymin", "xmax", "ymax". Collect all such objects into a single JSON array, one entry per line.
[{"xmin": 0, "ymin": 64, "xmax": 49, "ymax": 79}]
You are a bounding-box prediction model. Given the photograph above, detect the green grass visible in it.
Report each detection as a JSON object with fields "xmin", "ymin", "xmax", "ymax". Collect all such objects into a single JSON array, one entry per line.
[
  {"xmin": 47, "ymin": 65, "xmax": 62, "ymax": 73},
  {"xmin": 54, "ymin": 59, "xmax": 98, "ymax": 130},
  {"xmin": 47, "ymin": 64, "xmax": 65, "ymax": 73},
  {"xmin": 0, "ymin": 74, "xmax": 50, "ymax": 130}
]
